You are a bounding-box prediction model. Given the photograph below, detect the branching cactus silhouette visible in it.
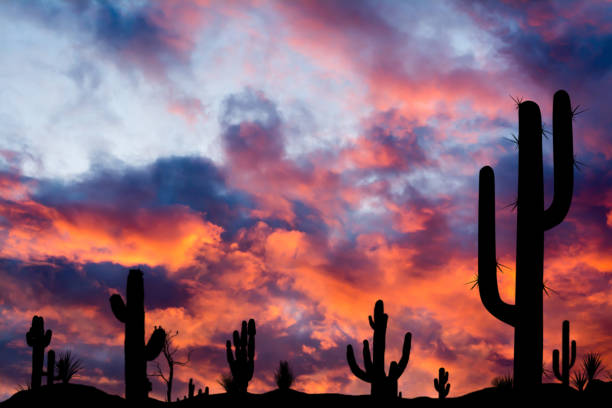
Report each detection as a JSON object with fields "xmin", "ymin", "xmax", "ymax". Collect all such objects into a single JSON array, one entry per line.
[
  {"xmin": 434, "ymin": 367, "xmax": 450, "ymax": 399},
  {"xmin": 226, "ymin": 319, "xmax": 256, "ymax": 393},
  {"xmin": 553, "ymin": 320, "xmax": 576, "ymax": 387},
  {"xmin": 26, "ymin": 316, "xmax": 52, "ymax": 389},
  {"xmin": 110, "ymin": 269, "xmax": 166, "ymax": 402},
  {"xmin": 346, "ymin": 300, "xmax": 412, "ymax": 398},
  {"xmin": 478, "ymin": 90, "xmax": 575, "ymax": 391}
]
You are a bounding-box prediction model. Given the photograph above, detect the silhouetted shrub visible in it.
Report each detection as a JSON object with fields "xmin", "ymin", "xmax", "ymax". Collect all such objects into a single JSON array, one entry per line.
[
  {"xmin": 56, "ymin": 351, "xmax": 83, "ymax": 383},
  {"xmin": 572, "ymin": 370, "xmax": 587, "ymax": 391},
  {"xmin": 218, "ymin": 373, "xmax": 239, "ymax": 394},
  {"xmin": 583, "ymin": 352, "xmax": 604, "ymax": 382},
  {"xmin": 491, "ymin": 374, "xmax": 513, "ymax": 390},
  {"xmin": 274, "ymin": 361, "xmax": 294, "ymax": 390}
]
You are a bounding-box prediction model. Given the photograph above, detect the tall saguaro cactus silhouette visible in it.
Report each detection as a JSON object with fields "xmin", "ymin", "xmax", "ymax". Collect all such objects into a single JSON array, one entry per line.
[
  {"xmin": 26, "ymin": 316, "xmax": 52, "ymax": 389},
  {"xmin": 226, "ymin": 319, "xmax": 256, "ymax": 393},
  {"xmin": 478, "ymin": 90, "xmax": 574, "ymax": 391},
  {"xmin": 110, "ymin": 269, "xmax": 166, "ymax": 402},
  {"xmin": 553, "ymin": 320, "xmax": 576, "ymax": 387},
  {"xmin": 346, "ymin": 300, "xmax": 412, "ymax": 398}
]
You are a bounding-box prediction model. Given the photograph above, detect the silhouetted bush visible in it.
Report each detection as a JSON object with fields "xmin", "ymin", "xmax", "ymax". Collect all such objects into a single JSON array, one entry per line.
[
  {"xmin": 491, "ymin": 374, "xmax": 513, "ymax": 390},
  {"xmin": 56, "ymin": 351, "xmax": 83, "ymax": 383},
  {"xmin": 218, "ymin": 373, "xmax": 239, "ymax": 394},
  {"xmin": 583, "ymin": 352, "xmax": 604, "ymax": 382},
  {"xmin": 274, "ymin": 361, "xmax": 294, "ymax": 390},
  {"xmin": 572, "ymin": 370, "xmax": 587, "ymax": 391}
]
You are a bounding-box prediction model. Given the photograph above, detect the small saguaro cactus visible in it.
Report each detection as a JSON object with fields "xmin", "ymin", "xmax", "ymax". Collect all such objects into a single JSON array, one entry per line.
[
  {"xmin": 188, "ymin": 378, "xmax": 195, "ymax": 398},
  {"xmin": 26, "ymin": 316, "xmax": 52, "ymax": 389},
  {"xmin": 346, "ymin": 300, "xmax": 412, "ymax": 399},
  {"xmin": 434, "ymin": 367, "xmax": 450, "ymax": 399},
  {"xmin": 553, "ymin": 320, "xmax": 576, "ymax": 387},
  {"xmin": 46, "ymin": 350, "xmax": 58, "ymax": 385},
  {"xmin": 226, "ymin": 319, "xmax": 256, "ymax": 393},
  {"xmin": 478, "ymin": 90, "xmax": 575, "ymax": 391},
  {"xmin": 110, "ymin": 269, "xmax": 166, "ymax": 402}
]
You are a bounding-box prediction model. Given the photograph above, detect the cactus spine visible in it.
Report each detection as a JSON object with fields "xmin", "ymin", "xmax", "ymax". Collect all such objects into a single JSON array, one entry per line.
[
  {"xmin": 346, "ymin": 300, "xmax": 412, "ymax": 398},
  {"xmin": 110, "ymin": 269, "xmax": 166, "ymax": 402},
  {"xmin": 26, "ymin": 316, "xmax": 52, "ymax": 389},
  {"xmin": 552, "ymin": 320, "xmax": 576, "ymax": 387},
  {"xmin": 434, "ymin": 367, "xmax": 450, "ymax": 399},
  {"xmin": 226, "ymin": 319, "xmax": 256, "ymax": 393},
  {"xmin": 478, "ymin": 90, "xmax": 574, "ymax": 391}
]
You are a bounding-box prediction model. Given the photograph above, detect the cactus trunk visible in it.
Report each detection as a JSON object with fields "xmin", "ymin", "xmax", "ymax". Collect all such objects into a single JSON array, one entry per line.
[
  {"xmin": 110, "ymin": 269, "xmax": 166, "ymax": 403},
  {"xmin": 478, "ymin": 90, "xmax": 574, "ymax": 392}
]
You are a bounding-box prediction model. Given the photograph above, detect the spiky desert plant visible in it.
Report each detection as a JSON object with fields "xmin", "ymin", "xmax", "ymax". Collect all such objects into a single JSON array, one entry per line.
[
  {"xmin": 491, "ymin": 373, "xmax": 514, "ymax": 390},
  {"xmin": 226, "ymin": 319, "xmax": 256, "ymax": 393},
  {"xmin": 218, "ymin": 373, "xmax": 239, "ymax": 394},
  {"xmin": 346, "ymin": 300, "xmax": 412, "ymax": 399},
  {"xmin": 110, "ymin": 269, "xmax": 166, "ymax": 402},
  {"xmin": 274, "ymin": 361, "xmax": 294, "ymax": 390},
  {"xmin": 26, "ymin": 316, "xmax": 52, "ymax": 389},
  {"xmin": 55, "ymin": 351, "xmax": 83, "ymax": 384},
  {"xmin": 582, "ymin": 352, "xmax": 604, "ymax": 382},
  {"xmin": 434, "ymin": 367, "xmax": 450, "ymax": 399},
  {"xmin": 572, "ymin": 370, "xmax": 588, "ymax": 391},
  {"xmin": 478, "ymin": 90, "xmax": 575, "ymax": 392}
]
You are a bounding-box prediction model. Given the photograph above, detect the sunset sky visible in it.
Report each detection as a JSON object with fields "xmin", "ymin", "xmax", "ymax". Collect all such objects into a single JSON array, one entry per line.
[{"xmin": 2, "ymin": 0, "xmax": 612, "ymax": 401}]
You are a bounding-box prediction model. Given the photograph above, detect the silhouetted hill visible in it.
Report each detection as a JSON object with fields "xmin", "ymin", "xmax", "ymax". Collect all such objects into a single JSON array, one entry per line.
[{"xmin": 2, "ymin": 382, "xmax": 610, "ymax": 408}]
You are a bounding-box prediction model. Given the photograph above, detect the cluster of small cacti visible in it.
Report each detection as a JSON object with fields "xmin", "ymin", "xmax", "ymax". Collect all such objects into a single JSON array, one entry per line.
[{"xmin": 177, "ymin": 378, "xmax": 209, "ymax": 401}]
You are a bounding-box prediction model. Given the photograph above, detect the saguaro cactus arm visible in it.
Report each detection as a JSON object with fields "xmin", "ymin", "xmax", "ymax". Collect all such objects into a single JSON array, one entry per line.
[
  {"xmin": 543, "ymin": 90, "xmax": 574, "ymax": 230},
  {"xmin": 109, "ymin": 294, "xmax": 127, "ymax": 323},
  {"xmin": 478, "ymin": 166, "xmax": 518, "ymax": 327},
  {"xmin": 346, "ymin": 343, "xmax": 371, "ymax": 382},
  {"xmin": 145, "ymin": 327, "xmax": 166, "ymax": 361},
  {"xmin": 393, "ymin": 332, "xmax": 412, "ymax": 376}
]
